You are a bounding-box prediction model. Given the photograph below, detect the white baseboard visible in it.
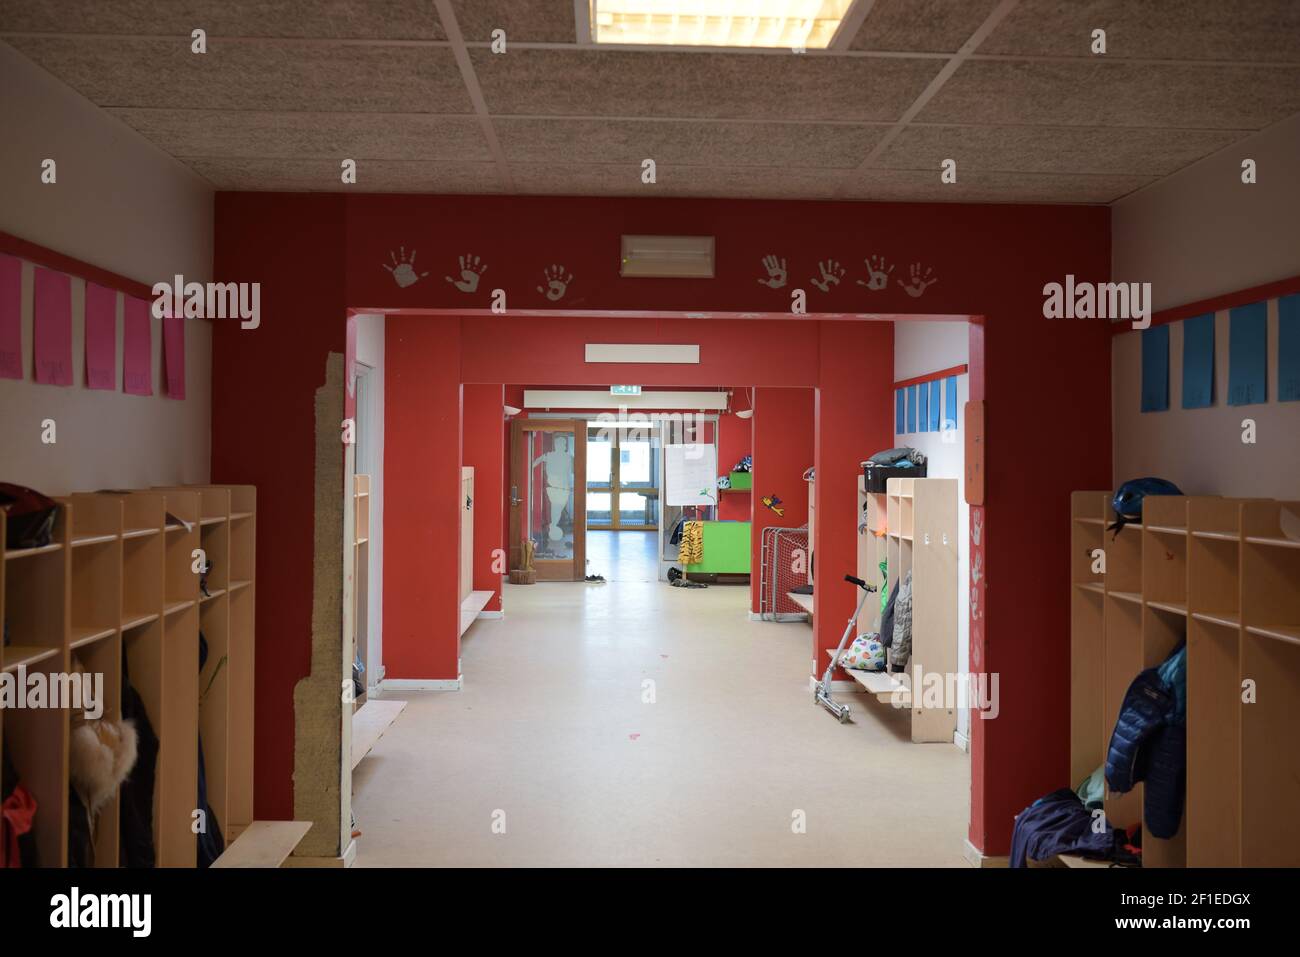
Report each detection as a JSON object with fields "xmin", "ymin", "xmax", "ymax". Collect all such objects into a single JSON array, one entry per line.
[
  {"xmin": 381, "ymin": 676, "xmax": 462, "ymax": 692},
  {"xmin": 285, "ymin": 839, "xmax": 357, "ymax": 869},
  {"xmin": 478, "ymin": 610, "xmax": 504, "ymax": 620},
  {"xmin": 963, "ymin": 839, "xmax": 1009, "ymax": 868}
]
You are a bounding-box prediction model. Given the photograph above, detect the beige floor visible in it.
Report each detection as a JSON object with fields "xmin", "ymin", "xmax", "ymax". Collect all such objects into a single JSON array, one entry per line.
[{"xmin": 353, "ymin": 580, "xmax": 971, "ymax": 867}]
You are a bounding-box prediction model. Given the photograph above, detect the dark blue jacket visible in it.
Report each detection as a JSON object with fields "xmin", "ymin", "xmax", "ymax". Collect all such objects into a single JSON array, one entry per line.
[{"xmin": 1105, "ymin": 648, "xmax": 1187, "ymax": 839}]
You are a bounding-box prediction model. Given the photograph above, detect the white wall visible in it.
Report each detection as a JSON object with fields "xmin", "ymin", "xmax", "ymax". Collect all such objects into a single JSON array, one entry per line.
[
  {"xmin": 893, "ymin": 320, "xmax": 971, "ymax": 744},
  {"xmin": 1112, "ymin": 301, "xmax": 1298, "ymax": 498},
  {"xmin": 1111, "ymin": 110, "xmax": 1300, "ymax": 497},
  {"xmin": 354, "ymin": 315, "xmax": 385, "ymax": 687},
  {"xmin": 1112, "ymin": 112, "xmax": 1300, "ymax": 313},
  {"xmin": 0, "ymin": 41, "xmax": 213, "ymax": 495}
]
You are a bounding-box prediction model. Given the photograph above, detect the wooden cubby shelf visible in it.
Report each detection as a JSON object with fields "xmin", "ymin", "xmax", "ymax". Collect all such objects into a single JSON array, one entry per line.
[
  {"xmin": 1070, "ymin": 492, "xmax": 1300, "ymax": 868},
  {"xmin": 1, "ymin": 484, "xmax": 260, "ymax": 868},
  {"xmin": 846, "ymin": 476, "xmax": 958, "ymax": 744}
]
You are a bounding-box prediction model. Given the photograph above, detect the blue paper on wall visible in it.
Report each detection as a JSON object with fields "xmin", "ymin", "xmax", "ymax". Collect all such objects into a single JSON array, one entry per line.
[
  {"xmin": 929, "ymin": 379, "xmax": 942, "ymax": 432},
  {"xmin": 1228, "ymin": 301, "xmax": 1267, "ymax": 406},
  {"xmin": 906, "ymin": 385, "xmax": 917, "ymax": 432},
  {"xmin": 1181, "ymin": 312, "xmax": 1215, "ymax": 409},
  {"xmin": 918, "ymin": 380, "xmax": 929, "ymax": 432},
  {"xmin": 896, "ymin": 389, "xmax": 905, "ymax": 433},
  {"xmin": 944, "ymin": 375, "xmax": 958, "ymax": 431},
  {"xmin": 1141, "ymin": 324, "xmax": 1170, "ymax": 412},
  {"xmin": 1280, "ymin": 293, "xmax": 1300, "ymax": 403}
]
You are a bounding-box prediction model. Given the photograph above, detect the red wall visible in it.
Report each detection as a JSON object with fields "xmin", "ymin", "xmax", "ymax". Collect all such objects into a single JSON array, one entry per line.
[
  {"xmin": 211, "ymin": 194, "xmax": 346, "ymax": 823},
  {"xmin": 749, "ymin": 387, "xmax": 815, "ymax": 612},
  {"xmin": 463, "ymin": 384, "xmax": 505, "ymax": 612},
  {"xmin": 383, "ymin": 317, "xmax": 463, "ymax": 680},
  {"xmin": 211, "ymin": 192, "xmax": 1111, "ymax": 855}
]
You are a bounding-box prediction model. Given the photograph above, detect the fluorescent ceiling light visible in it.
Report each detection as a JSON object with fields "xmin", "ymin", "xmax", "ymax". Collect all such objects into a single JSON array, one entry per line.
[{"xmin": 589, "ymin": 0, "xmax": 855, "ymax": 49}]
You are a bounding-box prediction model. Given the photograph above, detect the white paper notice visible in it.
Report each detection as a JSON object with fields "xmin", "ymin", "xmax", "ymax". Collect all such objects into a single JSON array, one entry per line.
[{"xmin": 665, "ymin": 444, "xmax": 718, "ymax": 507}]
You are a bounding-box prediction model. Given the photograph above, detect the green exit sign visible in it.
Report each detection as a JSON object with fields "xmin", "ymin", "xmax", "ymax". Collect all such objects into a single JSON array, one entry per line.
[{"xmin": 611, "ymin": 385, "xmax": 642, "ymax": 396}]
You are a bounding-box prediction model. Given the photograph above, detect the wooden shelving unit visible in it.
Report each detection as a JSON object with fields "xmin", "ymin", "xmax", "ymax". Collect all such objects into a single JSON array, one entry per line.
[
  {"xmin": 845, "ymin": 476, "xmax": 957, "ymax": 743},
  {"xmin": 352, "ymin": 474, "xmax": 370, "ymax": 705},
  {"xmin": 1, "ymin": 484, "xmax": 256, "ymax": 867},
  {"xmin": 1070, "ymin": 491, "xmax": 1300, "ymax": 867}
]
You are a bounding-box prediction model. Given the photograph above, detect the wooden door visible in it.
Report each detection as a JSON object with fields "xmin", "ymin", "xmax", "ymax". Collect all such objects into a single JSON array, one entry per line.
[{"xmin": 510, "ymin": 420, "xmax": 587, "ymax": 581}]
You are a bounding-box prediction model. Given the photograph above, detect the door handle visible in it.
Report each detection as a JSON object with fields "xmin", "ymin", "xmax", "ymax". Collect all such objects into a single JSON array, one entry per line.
[{"xmin": 510, "ymin": 485, "xmax": 520, "ymax": 507}]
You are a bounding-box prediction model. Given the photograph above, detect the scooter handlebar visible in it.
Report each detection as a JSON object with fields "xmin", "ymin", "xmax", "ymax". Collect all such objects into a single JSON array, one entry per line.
[{"xmin": 844, "ymin": 574, "xmax": 877, "ymax": 592}]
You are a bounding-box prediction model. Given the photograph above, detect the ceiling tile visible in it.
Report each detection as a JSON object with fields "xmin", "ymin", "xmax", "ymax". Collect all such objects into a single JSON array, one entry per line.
[
  {"xmin": 849, "ymin": 0, "xmax": 1001, "ymax": 53},
  {"xmin": 980, "ymin": 0, "xmax": 1300, "ymax": 62},
  {"xmin": 183, "ymin": 157, "xmax": 503, "ymax": 192},
  {"xmin": 841, "ymin": 168, "xmax": 1155, "ymax": 204},
  {"xmin": 0, "ymin": 0, "xmax": 445, "ymax": 40},
  {"xmin": 108, "ymin": 109, "xmax": 491, "ymax": 161},
  {"xmin": 5, "ymin": 36, "xmax": 472, "ymax": 112},
  {"xmin": 510, "ymin": 163, "xmax": 845, "ymax": 199},
  {"xmin": 471, "ymin": 48, "xmax": 943, "ymax": 122},
  {"xmin": 918, "ymin": 59, "xmax": 1300, "ymax": 130},
  {"xmin": 874, "ymin": 124, "xmax": 1245, "ymax": 175},
  {"xmin": 495, "ymin": 118, "xmax": 885, "ymax": 169},
  {"xmin": 448, "ymin": 0, "xmax": 576, "ymax": 44}
]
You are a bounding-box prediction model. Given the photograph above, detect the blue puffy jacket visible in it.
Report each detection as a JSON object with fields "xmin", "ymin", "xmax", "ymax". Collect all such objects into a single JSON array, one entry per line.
[{"xmin": 1105, "ymin": 646, "xmax": 1187, "ymax": 839}]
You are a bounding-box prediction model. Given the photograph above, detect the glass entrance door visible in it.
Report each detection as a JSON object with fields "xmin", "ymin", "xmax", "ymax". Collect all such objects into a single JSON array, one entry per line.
[
  {"xmin": 586, "ymin": 425, "xmax": 660, "ymax": 531},
  {"xmin": 510, "ymin": 419, "xmax": 587, "ymax": 581}
]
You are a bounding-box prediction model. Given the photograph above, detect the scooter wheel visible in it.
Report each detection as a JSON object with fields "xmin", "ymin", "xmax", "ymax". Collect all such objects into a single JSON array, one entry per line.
[{"xmin": 838, "ymin": 707, "xmax": 851, "ymax": 723}]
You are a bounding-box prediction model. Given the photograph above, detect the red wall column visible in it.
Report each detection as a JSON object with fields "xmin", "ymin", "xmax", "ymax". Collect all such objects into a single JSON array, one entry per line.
[
  {"xmin": 749, "ymin": 387, "xmax": 815, "ymax": 614},
  {"xmin": 464, "ymin": 383, "xmax": 505, "ymax": 612},
  {"xmin": 384, "ymin": 315, "xmax": 463, "ymax": 683},
  {"xmin": 813, "ymin": 321, "xmax": 893, "ymax": 676}
]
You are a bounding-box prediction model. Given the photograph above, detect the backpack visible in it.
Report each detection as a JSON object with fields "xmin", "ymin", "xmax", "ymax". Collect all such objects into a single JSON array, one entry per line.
[
  {"xmin": 0, "ymin": 484, "xmax": 59, "ymax": 550},
  {"xmin": 1109, "ymin": 478, "xmax": 1182, "ymax": 535}
]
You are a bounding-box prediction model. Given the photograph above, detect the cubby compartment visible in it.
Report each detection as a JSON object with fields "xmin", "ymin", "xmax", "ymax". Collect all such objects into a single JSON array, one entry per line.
[
  {"xmin": 1240, "ymin": 631, "xmax": 1300, "ymax": 866},
  {"xmin": 1185, "ymin": 615, "xmax": 1241, "ymax": 866},
  {"xmin": 1141, "ymin": 496, "xmax": 1188, "ymax": 615},
  {"xmin": 1103, "ymin": 519, "xmax": 1143, "ymax": 601},
  {"xmin": 124, "ymin": 607, "xmax": 198, "ymax": 868},
  {"xmin": 227, "ymin": 584, "xmax": 255, "ymax": 836},
  {"xmin": 4, "ymin": 657, "xmax": 70, "ymax": 866},
  {"xmin": 1102, "ymin": 595, "xmax": 1143, "ymax": 829},
  {"xmin": 1140, "ymin": 604, "xmax": 1187, "ymax": 868},
  {"xmin": 199, "ymin": 594, "xmax": 231, "ymax": 836},
  {"xmin": 1069, "ymin": 584, "xmax": 1105, "ymax": 784},
  {"xmin": 71, "ymin": 632, "xmax": 123, "ymax": 867}
]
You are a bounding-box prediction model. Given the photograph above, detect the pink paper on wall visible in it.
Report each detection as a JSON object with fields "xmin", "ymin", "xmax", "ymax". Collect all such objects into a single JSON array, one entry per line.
[
  {"xmin": 0, "ymin": 254, "xmax": 21, "ymax": 379},
  {"xmin": 33, "ymin": 267, "xmax": 73, "ymax": 385},
  {"xmin": 123, "ymin": 295, "xmax": 153, "ymax": 396},
  {"xmin": 163, "ymin": 314, "xmax": 185, "ymax": 399},
  {"xmin": 85, "ymin": 282, "xmax": 117, "ymax": 390}
]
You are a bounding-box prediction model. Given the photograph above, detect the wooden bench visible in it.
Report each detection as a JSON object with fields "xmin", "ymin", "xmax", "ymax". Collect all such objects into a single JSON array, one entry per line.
[
  {"xmin": 351, "ymin": 698, "xmax": 408, "ymax": 770},
  {"xmin": 211, "ymin": 820, "xmax": 311, "ymax": 868}
]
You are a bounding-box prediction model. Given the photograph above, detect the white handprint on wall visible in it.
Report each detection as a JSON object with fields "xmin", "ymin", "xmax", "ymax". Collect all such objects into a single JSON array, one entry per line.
[
  {"xmin": 537, "ymin": 264, "xmax": 573, "ymax": 302},
  {"xmin": 381, "ymin": 247, "xmax": 428, "ymax": 288},
  {"xmin": 810, "ymin": 259, "xmax": 845, "ymax": 293},
  {"xmin": 855, "ymin": 254, "xmax": 893, "ymax": 292},
  {"xmin": 898, "ymin": 262, "xmax": 938, "ymax": 298},
  {"xmin": 757, "ymin": 254, "xmax": 788, "ymax": 289},
  {"xmin": 445, "ymin": 253, "xmax": 487, "ymax": 293}
]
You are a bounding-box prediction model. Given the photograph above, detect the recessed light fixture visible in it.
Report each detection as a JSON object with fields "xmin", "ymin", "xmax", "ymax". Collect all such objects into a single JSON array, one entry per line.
[{"xmin": 588, "ymin": 0, "xmax": 855, "ymax": 49}]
